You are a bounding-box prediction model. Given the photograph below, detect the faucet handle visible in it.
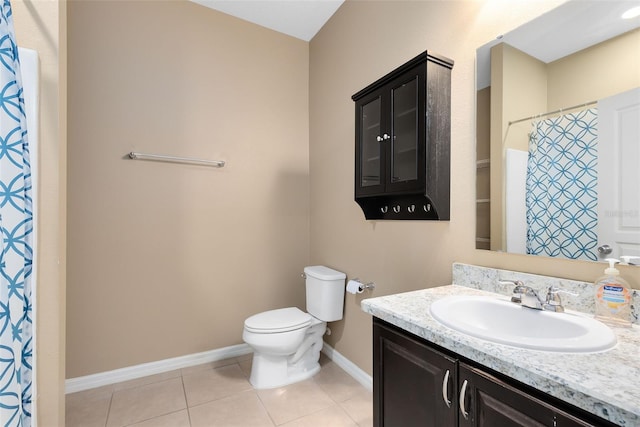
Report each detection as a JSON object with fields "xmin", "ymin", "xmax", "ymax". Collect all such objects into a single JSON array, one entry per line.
[
  {"xmin": 543, "ymin": 286, "xmax": 578, "ymax": 312},
  {"xmin": 547, "ymin": 286, "xmax": 578, "ymax": 297},
  {"xmin": 499, "ymin": 279, "xmax": 525, "ymax": 287},
  {"xmin": 499, "ymin": 280, "xmax": 527, "ymax": 303}
]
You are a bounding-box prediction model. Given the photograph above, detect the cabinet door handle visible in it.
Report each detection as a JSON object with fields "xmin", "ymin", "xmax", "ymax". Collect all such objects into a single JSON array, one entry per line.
[
  {"xmin": 441, "ymin": 369, "xmax": 451, "ymax": 408},
  {"xmin": 459, "ymin": 379, "xmax": 469, "ymax": 420}
]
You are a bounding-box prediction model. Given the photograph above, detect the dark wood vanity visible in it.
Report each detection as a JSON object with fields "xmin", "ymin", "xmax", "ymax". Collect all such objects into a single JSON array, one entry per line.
[{"xmin": 374, "ymin": 318, "xmax": 618, "ymax": 427}]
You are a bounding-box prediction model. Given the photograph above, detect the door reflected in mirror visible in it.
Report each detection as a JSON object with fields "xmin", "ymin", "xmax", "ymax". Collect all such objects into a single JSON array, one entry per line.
[{"xmin": 475, "ymin": 0, "xmax": 640, "ymax": 264}]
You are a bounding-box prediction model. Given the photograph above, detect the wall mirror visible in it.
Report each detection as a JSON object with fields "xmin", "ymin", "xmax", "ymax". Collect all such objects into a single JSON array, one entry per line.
[{"xmin": 475, "ymin": 0, "xmax": 640, "ymax": 264}]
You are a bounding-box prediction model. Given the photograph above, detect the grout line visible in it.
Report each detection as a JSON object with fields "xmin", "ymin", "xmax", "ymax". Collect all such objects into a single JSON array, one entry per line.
[
  {"xmin": 119, "ymin": 410, "xmax": 188, "ymax": 427},
  {"xmin": 103, "ymin": 389, "xmax": 114, "ymax": 427},
  {"xmin": 180, "ymin": 373, "xmax": 193, "ymax": 427}
]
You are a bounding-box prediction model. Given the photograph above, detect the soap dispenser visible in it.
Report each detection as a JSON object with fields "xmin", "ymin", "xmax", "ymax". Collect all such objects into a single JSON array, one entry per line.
[{"xmin": 594, "ymin": 258, "xmax": 632, "ymax": 328}]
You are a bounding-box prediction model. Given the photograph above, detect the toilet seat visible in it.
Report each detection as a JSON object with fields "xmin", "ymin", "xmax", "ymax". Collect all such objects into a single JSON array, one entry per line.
[{"xmin": 244, "ymin": 307, "xmax": 312, "ymax": 334}]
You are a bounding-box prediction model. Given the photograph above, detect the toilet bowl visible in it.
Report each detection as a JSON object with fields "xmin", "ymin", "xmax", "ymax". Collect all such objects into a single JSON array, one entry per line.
[
  {"xmin": 243, "ymin": 307, "xmax": 326, "ymax": 389},
  {"xmin": 242, "ymin": 266, "xmax": 346, "ymax": 389}
]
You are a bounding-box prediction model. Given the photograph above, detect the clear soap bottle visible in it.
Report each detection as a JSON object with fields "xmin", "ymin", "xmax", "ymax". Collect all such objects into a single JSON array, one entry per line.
[{"xmin": 594, "ymin": 258, "xmax": 632, "ymax": 328}]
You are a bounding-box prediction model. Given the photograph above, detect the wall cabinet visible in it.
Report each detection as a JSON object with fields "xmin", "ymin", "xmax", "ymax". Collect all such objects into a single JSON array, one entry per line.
[
  {"xmin": 373, "ymin": 318, "xmax": 616, "ymax": 427},
  {"xmin": 352, "ymin": 51, "xmax": 453, "ymax": 220}
]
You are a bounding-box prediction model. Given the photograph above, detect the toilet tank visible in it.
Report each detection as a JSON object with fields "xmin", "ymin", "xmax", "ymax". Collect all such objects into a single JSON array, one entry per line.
[{"xmin": 304, "ymin": 266, "xmax": 346, "ymax": 322}]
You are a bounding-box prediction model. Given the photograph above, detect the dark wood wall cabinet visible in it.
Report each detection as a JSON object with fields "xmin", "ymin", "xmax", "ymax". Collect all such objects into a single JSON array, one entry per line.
[
  {"xmin": 373, "ymin": 318, "xmax": 618, "ymax": 427},
  {"xmin": 352, "ymin": 51, "xmax": 453, "ymax": 220}
]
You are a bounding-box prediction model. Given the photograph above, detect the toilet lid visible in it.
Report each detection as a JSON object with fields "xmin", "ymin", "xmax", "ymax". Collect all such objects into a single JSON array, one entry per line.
[{"xmin": 244, "ymin": 307, "xmax": 312, "ymax": 333}]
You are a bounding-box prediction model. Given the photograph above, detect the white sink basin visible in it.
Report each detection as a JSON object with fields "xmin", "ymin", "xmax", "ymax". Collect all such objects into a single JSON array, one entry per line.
[{"xmin": 429, "ymin": 295, "xmax": 617, "ymax": 353}]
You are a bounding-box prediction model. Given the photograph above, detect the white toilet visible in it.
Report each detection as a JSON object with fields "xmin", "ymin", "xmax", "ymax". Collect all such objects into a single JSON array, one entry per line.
[{"xmin": 242, "ymin": 265, "xmax": 346, "ymax": 389}]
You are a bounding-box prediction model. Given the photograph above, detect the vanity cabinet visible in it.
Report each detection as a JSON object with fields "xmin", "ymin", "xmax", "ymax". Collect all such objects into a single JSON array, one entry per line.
[
  {"xmin": 374, "ymin": 316, "xmax": 457, "ymax": 426},
  {"xmin": 373, "ymin": 318, "xmax": 616, "ymax": 427},
  {"xmin": 352, "ymin": 51, "xmax": 453, "ymax": 220}
]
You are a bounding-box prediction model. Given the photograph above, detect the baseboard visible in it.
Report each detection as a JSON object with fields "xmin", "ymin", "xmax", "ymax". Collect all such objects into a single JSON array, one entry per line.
[
  {"xmin": 65, "ymin": 343, "xmax": 252, "ymax": 394},
  {"xmin": 322, "ymin": 342, "xmax": 373, "ymax": 392},
  {"xmin": 66, "ymin": 341, "xmax": 373, "ymax": 394}
]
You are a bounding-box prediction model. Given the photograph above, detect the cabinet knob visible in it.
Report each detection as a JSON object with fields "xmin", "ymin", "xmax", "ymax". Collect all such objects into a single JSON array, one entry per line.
[
  {"xmin": 424, "ymin": 204, "xmax": 431, "ymax": 212},
  {"xmin": 380, "ymin": 206, "xmax": 388, "ymax": 214},
  {"xmin": 393, "ymin": 205, "xmax": 401, "ymax": 214},
  {"xmin": 376, "ymin": 136, "xmax": 384, "ymax": 142},
  {"xmin": 383, "ymin": 133, "xmax": 391, "ymax": 140},
  {"xmin": 407, "ymin": 204, "xmax": 416, "ymax": 213}
]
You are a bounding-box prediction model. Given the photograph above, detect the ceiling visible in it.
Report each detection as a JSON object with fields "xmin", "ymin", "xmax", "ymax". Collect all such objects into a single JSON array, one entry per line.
[
  {"xmin": 190, "ymin": 0, "xmax": 345, "ymax": 41},
  {"xmin": 476, "ymin": 0, "xmax": 640, "ymax": 89}
]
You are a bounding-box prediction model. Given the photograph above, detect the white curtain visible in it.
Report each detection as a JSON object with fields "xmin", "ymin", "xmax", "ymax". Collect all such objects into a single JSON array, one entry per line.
[{"xmin": 0, "ymin": 1, "xmax": 34, "ymax": 425}]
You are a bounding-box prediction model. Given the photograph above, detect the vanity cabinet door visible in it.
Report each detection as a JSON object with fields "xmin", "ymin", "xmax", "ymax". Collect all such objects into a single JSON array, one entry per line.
[
  {"xmin": 458, "ymin": 363, "xmax": 600, "ymax": 427},
  {"xmin": 374, "ymin": 319, "xmax": 457, "ymax": 427}
]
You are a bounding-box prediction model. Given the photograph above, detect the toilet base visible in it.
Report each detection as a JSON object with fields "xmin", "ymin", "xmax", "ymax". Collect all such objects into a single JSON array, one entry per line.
[
  {"xmin": 248, "ymin": 322, "xmax": 326, "ymax": 389},
  {"xmin": 249, "ymin": 353, "xmax": 321, "ymax": 389}
]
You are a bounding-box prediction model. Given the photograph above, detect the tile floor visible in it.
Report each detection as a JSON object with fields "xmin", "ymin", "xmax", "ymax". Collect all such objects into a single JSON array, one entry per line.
[{"xmin": 66, "ymin": 353, "xmax": 373, "ymax": 427}]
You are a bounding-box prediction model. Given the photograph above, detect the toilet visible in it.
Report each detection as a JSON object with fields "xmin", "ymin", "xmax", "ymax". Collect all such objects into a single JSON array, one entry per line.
[{"xmin": 242, "ymin": 265, "xmax": 346, "ymax": 389}]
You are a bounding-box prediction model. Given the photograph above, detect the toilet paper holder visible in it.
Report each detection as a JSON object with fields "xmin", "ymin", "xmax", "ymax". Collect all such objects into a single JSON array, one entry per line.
[{"xmin": 350, "ymin": 278, "xmax": 376, "ymax": 292}]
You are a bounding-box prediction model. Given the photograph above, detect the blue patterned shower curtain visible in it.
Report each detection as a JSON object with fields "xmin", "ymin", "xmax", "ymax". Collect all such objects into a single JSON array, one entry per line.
[
  {"xmin": 0, "ymin": 1, "xmax": 34, "ymax": 426},
  {"xmin": 525, "ymin": 108, "xmax": 598, "ymax": 261}
]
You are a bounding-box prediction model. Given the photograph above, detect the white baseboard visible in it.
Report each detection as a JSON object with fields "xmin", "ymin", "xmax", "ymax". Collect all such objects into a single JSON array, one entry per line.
[
  {"xmin": 66, "ymin": 341, "xmax": 373, "ymax": 394},
  {"xmin": 65, "ymin": 343, "xmax": 252, "ymax": 394},
  {"xmin": 322, "ymin": 343, "xmax": 373, "ymax": 392}
]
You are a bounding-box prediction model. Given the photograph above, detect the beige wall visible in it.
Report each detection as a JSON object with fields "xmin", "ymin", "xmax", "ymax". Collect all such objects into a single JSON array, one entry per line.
[
  {"xmin": 548, "ymin": 28, "xmax": 640, "ymax": 109},
  {"xmin": 66, "ymin": 0, "xmax": 310, "ymax": 377},
  {"xmin": 13, "ymin": 0, "xmax": 66, "ymax": 425},
  {"xmin": 309, "ymin": 0, "xmax": 640, "ymax": 376},
  {"xmin": 490, "ymin": 43, "xmax": 547, "ymax": 249}
]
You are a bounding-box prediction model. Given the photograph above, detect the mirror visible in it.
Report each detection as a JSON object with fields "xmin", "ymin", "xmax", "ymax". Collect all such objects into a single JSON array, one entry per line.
[{"xmin": 476, "ymin": 0, "xmax": 640, "ymax": 264}]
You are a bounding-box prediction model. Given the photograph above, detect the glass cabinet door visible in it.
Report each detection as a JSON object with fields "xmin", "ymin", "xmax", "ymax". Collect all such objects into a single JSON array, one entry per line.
[
  {"xmin": 360, "ymin": 96, "xmax": 382, "ymax": 189},
  {"xmin": 390, "ymin": 76, "xmax": 418, "ymax": 184}
]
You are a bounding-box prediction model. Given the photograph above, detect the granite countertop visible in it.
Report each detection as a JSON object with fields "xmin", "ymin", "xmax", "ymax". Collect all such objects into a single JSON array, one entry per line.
[{"xmin": 361, "ymin": 284, "xmax": 640, "ymax": 426}]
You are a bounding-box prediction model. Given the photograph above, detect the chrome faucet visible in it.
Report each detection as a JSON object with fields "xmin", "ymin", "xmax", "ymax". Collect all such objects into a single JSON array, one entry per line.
[{"xmin": 500, "ymin": 280, "xmax": 577, "ymax": 312}]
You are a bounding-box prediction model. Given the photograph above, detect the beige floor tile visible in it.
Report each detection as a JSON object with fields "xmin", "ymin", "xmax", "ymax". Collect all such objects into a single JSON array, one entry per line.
[
  {"xmin": 313, "ymin": 361, "xmax": 365, "ymax": 402},
  {"xmin": 189, "ymin": 390, "xmax": 274, "ymax": 427},
  {"xmin": 339, "ymin": 392, "xmax": 373, "ymax": 427},
  {"xmin": 106, "ymin": 377, "xmax": 186, "ymax": 427},
  {"xmin": 181, "ymin": 358, "xmax": 238, "ymax": 376},
  {"xmin": 66, "ymin": 386, "xmax": 113, "ymax": 427},
  {"xmin": 67, "ymin": 353, "xmax": 373, "ymax": 427},
  {"xmin": 257, "ymin": 379, "xmax": 335, "ymax": 425},
  {"xmin": 126, "ymin": 410, "xmax": 191, "ymax": 427},
  {"xmin": 235, "ymin": 352, "xmax": 253, "ymax": 362},
  {"xmin": 238, "ymin": 357, "xmax": 253, "ymax": 378},
  {"xmin": 113, "ymin": 370, "xmax": 182, "ymax": 392},
  {"xmin": 280, "ymin": 404, "xmax": 358, "ymax": 427},
  {"xmin": 183, "ymin": 363, "xmax": 252, "ymax": 407}
]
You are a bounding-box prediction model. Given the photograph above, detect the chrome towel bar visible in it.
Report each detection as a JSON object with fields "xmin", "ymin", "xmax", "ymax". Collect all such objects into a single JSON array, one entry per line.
[{"xmin": 127, "ymin": 151, "xmax": 225, "ymax": 168}]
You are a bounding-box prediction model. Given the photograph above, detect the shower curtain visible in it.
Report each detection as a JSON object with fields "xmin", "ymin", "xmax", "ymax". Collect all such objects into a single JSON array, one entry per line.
[
  {"xmin": 0, "ymin": 1, "xmax": 34, "ymax": 426},
  {"xmin": 525, "ymin": 108, "xmax": 598, "ymax": 261}
]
